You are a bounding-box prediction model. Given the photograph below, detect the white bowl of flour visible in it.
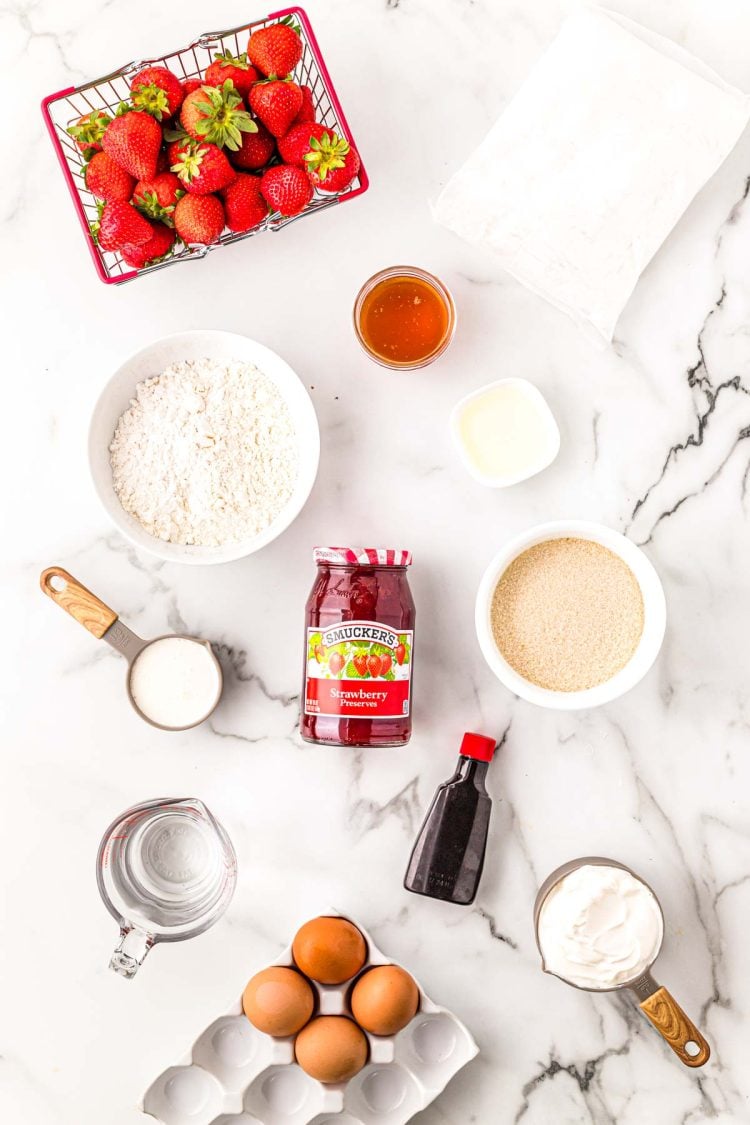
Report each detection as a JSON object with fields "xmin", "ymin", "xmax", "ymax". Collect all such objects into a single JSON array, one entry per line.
[{"xmin": 89, "ymin": 330, "xmax": 320, "ymax": 564}]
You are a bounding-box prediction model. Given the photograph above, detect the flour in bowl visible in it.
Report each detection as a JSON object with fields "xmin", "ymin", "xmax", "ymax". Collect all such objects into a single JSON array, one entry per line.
[{"xmin": 110, "ymin": 357, "xmax": 299, "ymax": 546}]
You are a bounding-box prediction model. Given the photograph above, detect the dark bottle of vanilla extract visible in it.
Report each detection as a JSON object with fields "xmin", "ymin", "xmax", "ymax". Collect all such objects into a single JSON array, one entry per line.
[{"xmin": 404, "ymin": 732, "xmax": 496, "ymax": 905}]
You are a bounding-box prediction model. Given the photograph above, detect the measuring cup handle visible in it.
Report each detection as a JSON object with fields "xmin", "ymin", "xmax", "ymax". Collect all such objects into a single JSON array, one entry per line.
[
  {"xmin": 40, "ymin": 567, "xmax": 118, "ymax": 640},
  {"xmin": 639, "ymin": 986, "xmax": 710, "ymax": 1067},
  {"xmin": 110, "ymin": 926, "xmax": 155, "ymax": 979}
]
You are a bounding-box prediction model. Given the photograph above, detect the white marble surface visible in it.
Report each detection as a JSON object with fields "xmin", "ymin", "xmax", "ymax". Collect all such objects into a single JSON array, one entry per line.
[{"xmin": 3, "ymin": 0, "xmax": 750, "ymax": 1122}]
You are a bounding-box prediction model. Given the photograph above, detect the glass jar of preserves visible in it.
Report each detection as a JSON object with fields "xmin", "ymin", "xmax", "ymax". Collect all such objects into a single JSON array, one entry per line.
[{"xmin": 301, "ymin": 547, "xmax": 415, "ymax": 747}]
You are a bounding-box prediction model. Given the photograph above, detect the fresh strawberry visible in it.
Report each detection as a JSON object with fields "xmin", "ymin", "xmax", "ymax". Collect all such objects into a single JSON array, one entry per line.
[
  {"xmin": 120, "ymin": 222, "xmax": 176, "ymax": 268},
  {"xmin": 249, "ymin": 79, "xmax": 303, "ymax": 138},
  {"xmin": 292, "ymin": 85, "xmax": 316, "ymax": 125},
  {"xmin": 379, "ymin": 653, "xmax": 393, "ymax": 676},
  {"xmin": 353, "ymin": 654, "xmax": 368, "ymax": 677},
  {"xmin": 367, "ymin": 654, "xmax": 382, "ymax": 678},
  {"xmin": 278, "ymin": 122, "xmax": 328, "ymax": 167},
  {"xmin": 84, "ymin": 151, "xmax": 135, "ymax": 202},
  {"xmin": 221, "ymin": 174, "xmax": 268, "ymax": 232},
  {"xmin": 395, "ymin": 643, "xmax": 406, "ymax": 666},
  {"xmin": 260, "ymin": 163, "xmax": 312, "ymax": 215},
  {"xmin": 205, "ymin": 51, "xmax": 259, "ymax": 99},
  {"xmin": 305, "ymin": 132, "xmax": 360, "ymax": 192},
  {"xmin": 328, "ymin": 652, "xmax": 345, "ymax": 676},
  {"xmin": 230, "ymin": 120, "xmax": 276, "ymax": 170},
  {"xmin": 67, "ymin": 109, "xmax": 111, "ymax": 156},
  {"xmin": 174, "ymin": 193, "xmax": 225, "ymax": 244},
  {"xmin": 102, "ymin": 110, "xmax": 162, "ymax": 180},
  {"xmin": 248, "ymin": 20, "xmax": 302, "ymax": 78},
  {"xmin": 180, "ymin": 80, "xmax": 256, "ymax": 151},
  {"xmin": 171, "ymin": 140, "xmax": 236, "ymax": 194},
  {"xmin": 132, "ymin": 172, "xmax": 183, "ymax": 224},
  {"xmin": 130, "ymin": 66, "xmax": 184, "ymax": 120},
  {"xmin": 182, "ymin": 78, "xmax": 203, "ymax": 98},
  {"xmin": 96, "ymin": 201, "xmax": 153, "ymax": 251}
]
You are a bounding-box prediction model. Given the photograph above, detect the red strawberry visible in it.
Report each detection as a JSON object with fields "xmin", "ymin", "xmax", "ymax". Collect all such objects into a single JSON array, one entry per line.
[
  {"xmin": 379, "ymin": 653, "xmax": 393, "ymax": 676},
  {"xmin": 181, "ymin": 81, "xmax": 257, "ymax": 151},
  {"xmin": 230, "ymin": 120, "xmax": 276, "ymax": 170},
  {"xmin": 120, "ymin": 222, "xmax": 176, "ymax": 268},
  {"xmin": 174, "ymin": 193, "xmax": 225, "ymax": 244},
  {"xmin": 221, "ymin": 174, "xmax": 268, "ymax": 232},
  {"xmin": 84, "ymin": 152, "xmax": 135, "ymax": 202},
  {"xmin": 96, "ymin": 201, "xmax": 153, "ymax": 251},
  {"xmin": 205, "ymin": 51, "xmax": 259, "ymax": 99},
  {"xmin": 132, "ymin": 172, "xmax": 183, "ymax": 224},
  {"xmin": 367, "ymin": 654, "xmax": 382, "ymax": 678},
  {"xmin": 278, "ymin": 122, "xmax": 328, "ymax": 166},
  {"xmin": 182, "ymin": 78, "xmax": 203, "ymax": 98},
  {"xmin": 328, "ymin": 652, "xmax": 345, "ymax": 676},
  {"xmin": 248, "ymin": 21, "xmax": 302, "ymax": 78},
  {"xmin": 395, "ymin": 643, "xmax": 406, "ymax": 666},
  {"xmin": 249, "ymin": 80, "xmax": 303, "ymax": 138},
  {"xmin": 353, "ymin": 654, "xmax": 368, "ymax": 677},
  {"xmin": 130, "ymin": 66, "xmax": 184, "ymax": 120},
  {"xmin": 305, "ymin": 132, "xmax": 360, "ymax": 192},
  {"xmin": 293, "ymin": 85, "xmax": 316, "ymax": 125},
  {"xmin": 171, "ymin": 140, "xmax": 236, "ymax": 194},
  {"xmin": 260, "ymin": 163, "xmax": 312, "ymax": 216},
  {"xmin": 102, "ymin": 111, "xmax": 162, "ymax": 180},
  {"xmin": 67, "ymin": 109, "xmax": 111, "ymax": 156}
]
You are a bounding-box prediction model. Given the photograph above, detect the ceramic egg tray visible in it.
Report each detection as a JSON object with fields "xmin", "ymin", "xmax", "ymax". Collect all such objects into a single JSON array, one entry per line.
[{"xmin": 142, "ymin": 913, "xmax": 478, "ymax": 1125}]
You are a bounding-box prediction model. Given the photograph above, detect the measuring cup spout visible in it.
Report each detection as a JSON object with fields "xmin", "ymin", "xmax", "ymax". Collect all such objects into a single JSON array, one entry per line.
[{"xmin": 110, "ymin": 925, "xmax": 155, "ymax": 979}]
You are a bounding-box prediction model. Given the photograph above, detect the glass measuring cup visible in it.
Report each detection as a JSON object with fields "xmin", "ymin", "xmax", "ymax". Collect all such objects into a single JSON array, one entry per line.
[
  {"xmin": 40, "ymin": 566, "xmax": 223, "ymax": 731},
  {"xmin": 97, "ymin": 798, "xmax": 237, "ymax": 978},
  {"xmin": 534, "ymin": 856, "xmax": 710, "ymax": 1067}
]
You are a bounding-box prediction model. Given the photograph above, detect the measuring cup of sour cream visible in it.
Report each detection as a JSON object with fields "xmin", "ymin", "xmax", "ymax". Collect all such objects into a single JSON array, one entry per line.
[
  {"xmin": 40, "ymin": 567, "xmax": 222, "ymax": 731},
  {"xmin": 534, "ymin": 857, "xmax": 710, "ymax": 1068}
]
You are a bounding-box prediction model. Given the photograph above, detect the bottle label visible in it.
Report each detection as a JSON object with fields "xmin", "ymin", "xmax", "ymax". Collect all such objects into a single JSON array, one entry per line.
[{"xmin": 304, "ymin": 621, "xmax": 413, "ymax": 719}]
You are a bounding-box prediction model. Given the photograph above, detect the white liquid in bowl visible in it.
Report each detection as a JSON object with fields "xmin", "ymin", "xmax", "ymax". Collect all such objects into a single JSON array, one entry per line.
[{"xmin": 452, "ymin": 378, "xmax": 559, "ymax": 486}]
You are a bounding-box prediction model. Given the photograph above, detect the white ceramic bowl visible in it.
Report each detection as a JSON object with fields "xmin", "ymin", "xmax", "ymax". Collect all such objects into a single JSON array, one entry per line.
[
  {"xmin": 89, "ymin": 330, "xmax": 320, "ymax": 565},
  {"xmin": 475, "ymin": 520, "xmax": 666, "ymax": 709},
  {"xmin": 450, "ymin": 377, "xmax": 560, "ymax": 488}
]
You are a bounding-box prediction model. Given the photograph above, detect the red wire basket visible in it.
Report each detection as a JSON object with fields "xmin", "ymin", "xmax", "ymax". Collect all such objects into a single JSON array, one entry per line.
[{"xmin": 41, "ymin": 6, "xmax": 369, "ymax": 285}]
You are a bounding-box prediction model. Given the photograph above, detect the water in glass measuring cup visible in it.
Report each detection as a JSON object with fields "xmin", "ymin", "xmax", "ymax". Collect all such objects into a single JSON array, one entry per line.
[{"xmin": 97, "ymin": 798, "xmax": 237, "ymax": 978}]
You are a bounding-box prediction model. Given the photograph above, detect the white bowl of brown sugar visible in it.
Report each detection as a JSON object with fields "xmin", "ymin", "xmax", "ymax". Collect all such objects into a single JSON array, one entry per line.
[{"xmin": 475, "ymin": 521, "xmax": 666, "ymax": 709}]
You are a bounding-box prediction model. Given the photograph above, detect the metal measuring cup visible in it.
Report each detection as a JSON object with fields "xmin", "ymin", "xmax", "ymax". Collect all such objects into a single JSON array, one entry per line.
[
  {"xmin": 534, "ymin": 856, "xmax": 710, "ymax": 1068},
  {"xmin": 40, "ymin": 567, "xmax": 223, "ymax": 731}
]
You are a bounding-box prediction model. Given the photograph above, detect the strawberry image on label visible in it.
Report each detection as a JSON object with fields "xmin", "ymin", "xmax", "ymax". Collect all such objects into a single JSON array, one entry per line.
[{"xmin": 304, "ymin": 621, "xmax": 413, "ymax": 720}]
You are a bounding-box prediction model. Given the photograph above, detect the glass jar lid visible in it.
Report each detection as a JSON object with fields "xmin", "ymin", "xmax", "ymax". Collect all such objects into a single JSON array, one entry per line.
[{"xmin": 313, "ymin": 546, "xmax": 412, "ymax": 566}]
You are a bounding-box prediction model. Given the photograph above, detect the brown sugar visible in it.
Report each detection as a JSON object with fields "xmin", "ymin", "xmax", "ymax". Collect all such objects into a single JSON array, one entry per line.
[{"xmin": 490, "ymin": 537, "xmax": 644, "ymax": 692}]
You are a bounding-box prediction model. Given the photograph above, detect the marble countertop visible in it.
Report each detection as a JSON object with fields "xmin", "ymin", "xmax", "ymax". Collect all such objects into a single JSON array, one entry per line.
[{"xmin": 3, "ymin": 0, "xmax": 750, "ymax": 1122}]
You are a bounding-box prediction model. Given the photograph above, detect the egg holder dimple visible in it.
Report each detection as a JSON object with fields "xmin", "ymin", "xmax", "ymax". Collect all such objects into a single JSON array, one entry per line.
[{"xmin": 142, "ymin": 913, "xmax": 478, "ymax": 1125}]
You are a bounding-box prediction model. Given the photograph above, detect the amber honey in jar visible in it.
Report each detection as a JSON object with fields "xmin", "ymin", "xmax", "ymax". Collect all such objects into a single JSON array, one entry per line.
[
  {"xmin": 301, "ymin": 547, "xmax": 415, "ymax": 748},
  {"xmin": 354, "ymin": 266, "xmax": 456, "ymax": 369}
]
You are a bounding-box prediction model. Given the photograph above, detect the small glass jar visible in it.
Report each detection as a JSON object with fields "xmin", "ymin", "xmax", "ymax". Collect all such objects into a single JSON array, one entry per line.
[
  {"xmin": 301, "ymin": 547, "xmax": 416, "ymax": 747},
  {"xmin": 353, "ymin": 266, "xmax": 456, "ymax": 370}
]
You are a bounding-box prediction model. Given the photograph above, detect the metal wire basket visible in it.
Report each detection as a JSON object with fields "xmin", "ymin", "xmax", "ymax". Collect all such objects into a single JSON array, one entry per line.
[{"xmin": 41, "ymin": 5, "xmax": 368, "ymax": 285}]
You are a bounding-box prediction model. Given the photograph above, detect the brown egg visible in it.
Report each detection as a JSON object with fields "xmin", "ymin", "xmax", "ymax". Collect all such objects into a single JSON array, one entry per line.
[
  {"xmin": 351, "ymin": 965, "xmax": 420, "ymax": 1035},
  {"xmin": 295, "ymin": 1016, "xmax": 368, "ymax": 1083},
  {"xmin": 242, "ymin": 966, "xmax": 314, "ymax": 1037},
  {"xmin": 292, "ymin": 916, "xmax": 367, "ymax": 985}
]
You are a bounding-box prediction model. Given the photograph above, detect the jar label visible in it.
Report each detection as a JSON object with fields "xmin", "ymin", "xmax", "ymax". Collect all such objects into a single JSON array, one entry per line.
[{"xmin": 304, "ymin": 622, "xmax": 413, "ymax": 719}]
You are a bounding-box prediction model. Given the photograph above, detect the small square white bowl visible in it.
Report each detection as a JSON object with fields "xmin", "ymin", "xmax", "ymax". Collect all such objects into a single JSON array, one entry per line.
[{"xmin": 450, "ymin": 377, "xmax": 560, "ymax": 488}]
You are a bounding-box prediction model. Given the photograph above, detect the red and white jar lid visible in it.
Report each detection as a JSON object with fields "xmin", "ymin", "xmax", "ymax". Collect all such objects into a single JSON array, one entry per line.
[{"xmin": 313, "ymin": 546, "xmax": 412, "ymax": 567}]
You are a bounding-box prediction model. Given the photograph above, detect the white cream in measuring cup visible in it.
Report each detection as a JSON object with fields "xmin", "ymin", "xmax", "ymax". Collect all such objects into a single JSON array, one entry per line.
[
  {"xmin": 129, "ymin": 636, "xmax": 221, "ymax": 729},
  {"xmin": 40, "ymin": 566, "xmax": 223, "ymax": 731},
  {"xmin": 536, "ymin": 863, "xmax": 663, "ymax": 989}
]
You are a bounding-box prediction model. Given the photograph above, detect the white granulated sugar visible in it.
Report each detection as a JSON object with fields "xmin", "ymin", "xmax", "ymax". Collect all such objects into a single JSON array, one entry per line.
[{"xmin": 110, "ymin": 358, "xmax": 299, "ymax": 546}]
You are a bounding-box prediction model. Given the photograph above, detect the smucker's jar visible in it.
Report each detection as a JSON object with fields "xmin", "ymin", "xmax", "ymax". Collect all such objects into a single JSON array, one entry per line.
[{"xmin": 301, "ymin": 547, "xmax": 415, "ymax": 747}]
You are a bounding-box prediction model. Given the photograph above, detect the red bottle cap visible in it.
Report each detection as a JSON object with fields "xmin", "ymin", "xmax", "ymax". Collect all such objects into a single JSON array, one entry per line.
[
  {"xmin": 313, "ymin": 547, "xmax": 412, "ymax": 567},
  {"xmin": 459, "ymin": 732, "xmax": 496, "ymax": 762}
]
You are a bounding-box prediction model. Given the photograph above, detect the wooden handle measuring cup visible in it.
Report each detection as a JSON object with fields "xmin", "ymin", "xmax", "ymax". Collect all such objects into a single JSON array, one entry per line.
[
  {"xmin": 639, "ymin": 985, "xmax": 711, "ymax": 1067},
  {"xmin": 40, "ymin": 567, "xmax": 118, "ymax": 639}
]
